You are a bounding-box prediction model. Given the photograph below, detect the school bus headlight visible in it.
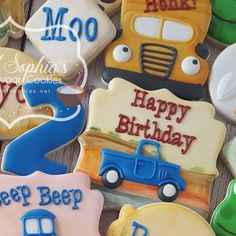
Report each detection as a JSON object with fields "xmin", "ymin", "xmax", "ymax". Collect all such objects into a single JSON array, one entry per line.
[
  {"xmin": 181, "ymin": 56, "xmax": 200, "ymax": 75},
  {"xmin": 113, "ymin": 44, "xmax": 132, "ymax": 63}
]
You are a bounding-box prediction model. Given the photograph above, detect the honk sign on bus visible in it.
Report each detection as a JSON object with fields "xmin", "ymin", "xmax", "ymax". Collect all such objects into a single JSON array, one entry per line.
[
  {"xmin": 0, "ymin": 172, "xmax": 103, "ymax": 236},
  {"xmin": 75, "ymin": 78, "xmax": 226, "ymax": 218}
]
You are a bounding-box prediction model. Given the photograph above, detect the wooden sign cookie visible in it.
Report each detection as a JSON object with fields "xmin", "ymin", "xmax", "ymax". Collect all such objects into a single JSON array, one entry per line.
[
  {"xmin": 75, "ymin": 78, "xmax": 226, "ymax": 218},
  {"xmin": 0, "ymin": 47, "xmax": 61, "ymax": 140},
  {"xmin": 0, "ymin": 0, "xmax": 25, "ymax": 46}
]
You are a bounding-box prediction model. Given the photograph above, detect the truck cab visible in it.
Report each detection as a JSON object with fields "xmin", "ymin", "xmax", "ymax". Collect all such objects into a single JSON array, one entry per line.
[
  {"xmin": 102, "ymin": 0, "xmax": 211, "ymax": 100},
  {"xmin": 21, "ymin": 209, "xmax": 56, "ymax": 236}
]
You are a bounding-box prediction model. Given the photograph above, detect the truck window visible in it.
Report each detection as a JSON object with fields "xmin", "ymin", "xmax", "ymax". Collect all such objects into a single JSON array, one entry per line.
[
  {"xmin": 134, "ymin": 17, "xmax": 160, "ymax": 38},
  {"xmin": 41, "ymin": 218, "xmax": 54, "ymax": 233},
  {"xmin": 25, "ymin": 218, "xmax": 39, "ymax": 234},
  {"xmin": 162, "ymin": 20, "xmax": 193, "ymax": 42}
]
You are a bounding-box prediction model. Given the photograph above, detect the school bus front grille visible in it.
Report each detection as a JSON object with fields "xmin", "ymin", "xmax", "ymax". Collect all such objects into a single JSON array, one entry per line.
[{"xmin": 140, "ymin": 43, "xmax": 177, "ymax": 78}]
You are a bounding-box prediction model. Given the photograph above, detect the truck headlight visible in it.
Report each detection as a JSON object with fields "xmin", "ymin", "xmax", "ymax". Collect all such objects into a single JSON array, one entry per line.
[
  {"xmin": 113, "ymin": 44, "xmax": 132, "ymax": 63},
  {"xmin": 181, "ymin": 56, "xmax": 200, "ymax": 75}
]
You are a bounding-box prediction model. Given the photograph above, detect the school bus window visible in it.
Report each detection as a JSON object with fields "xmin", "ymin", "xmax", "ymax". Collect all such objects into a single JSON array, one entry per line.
[
  {"xmin": 25, "ymin": 218, "xmax": 39, "ymax": 234},
  {"xmin": 134, "ymin": 17, "xmax": 160, "ymax": 38},
  {"xmin": 41, "ymin": 218, "xmax": 54, "ymax": 233},
  {"xmin": 162, "ymin": 20, "xmax": 193, "ymax": 42}
]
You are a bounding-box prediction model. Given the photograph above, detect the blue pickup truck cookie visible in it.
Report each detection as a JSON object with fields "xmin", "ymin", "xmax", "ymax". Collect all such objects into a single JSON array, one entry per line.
[{"xmin": 99, "ymin": 140, "xmax": 186, "ymax": 202}]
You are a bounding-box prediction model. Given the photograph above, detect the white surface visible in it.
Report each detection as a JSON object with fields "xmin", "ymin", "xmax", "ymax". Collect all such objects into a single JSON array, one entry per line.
[
  {"xmin": 25, "ymin": 219, "xmax": 38, "ymax": 234},
  {"xmin": 162, "ymin": 20, "xmax": 192, "ymax": 42},
  {"xmin": 106, "ymin": 170, "xmax": 119, "ymax": 183},
  {"xmin": 112, "ymin": 44, "xmax": 132, "ymax": 63},
  {"xmin": 134, "ymin": 17, "xmax": 160, "ymax": 38},
  {"xmin": 181, "ymin": 56, "xmax": 200, "ymax": 75},
  {"xmin": 41, "ymin": 219, "xmax": 53, "ymax": 233},
  {"xmin": 162, "ymin": 184, "xmax": 177, "ymax": 197},
  {"xmin": 209, "ymin": 43, "xmax": 236, "ymax": 123}
]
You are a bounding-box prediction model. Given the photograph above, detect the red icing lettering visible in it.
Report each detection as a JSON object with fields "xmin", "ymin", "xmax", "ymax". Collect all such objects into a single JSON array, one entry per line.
[
  {"xmin": 165, "ymin": 102, "xmax": 177, "ymax": 121},
  {"xmin": 115, "ymin": 114, "xmax": 129, "ymax": 133},
  {"xmin": 177, "ymin": 105, "xmax": 191, "ymax": 123},
  {"xmin": 0, "ymin": 82, "xmax": 25, "ymax": 108},
  {"xmin": 16, "ymin": 85, "xmax": 25, "ymax": 104},
  {"xmin": 115, "ymin": 115, "xmax": 196, "ymax": 155},
  {"xmin": 144, "ymin": 0, "xmax": 195, "ymax": 12},
  {"xmin": 167, "ymin": 0, "xmax": 178, "ymax": 10},
  {"xmin": 179, "ymin": 0, "xmax": 192, "ymax": 10},
  {"xmin": 144, "ymin": 0, "xmax": 158, "ymax": 12},
  {"xmin": 0, "ymin": 82, "xmax": 16, "ymax": 108},
  {"xmin": 146, "ymin": 97, "xmax": 156, "ymax": 111},
  {"xmin": 131, "ymin": 89, "xmax": 148, "ymax": 108},
  {"xmin": 154, "ymin": 99, "xmax": 167, "ymax": 118},
  {"xmin": 182, "ymin": 135, "xmax": 196, "ymax": 154},
  {"xmin": 130, "ymin": 89, "xmax": 192, "ymax": 123}
]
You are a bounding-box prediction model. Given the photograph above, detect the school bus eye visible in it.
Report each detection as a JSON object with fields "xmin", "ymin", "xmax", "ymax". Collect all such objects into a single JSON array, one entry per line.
[
  {"xmin": 181, "ymin": 56, "xmax": 200, "ymax": 75},
  {"xmin": 113, "ymin": 44, "xmax": 132, "ymax": 63}
]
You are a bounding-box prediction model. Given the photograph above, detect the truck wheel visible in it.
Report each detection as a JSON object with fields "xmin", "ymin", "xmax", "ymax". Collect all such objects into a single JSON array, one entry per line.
[
  {"xmin": 101, "ymin": 168, "xmax": 123, "ymax": 189},
  {"xmin": 158, "ymin": 184, "xmax": 179, "ymax": 202}
]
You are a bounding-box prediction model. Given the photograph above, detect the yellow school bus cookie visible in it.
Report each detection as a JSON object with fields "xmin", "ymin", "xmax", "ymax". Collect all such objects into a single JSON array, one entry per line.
[
  {"xmin": 107, "ymin": 203, "xmax": 215, "ymax": 236},
  {"xmin": 102, "ymin": 0, "xmax": 211, "ymax": 100}
]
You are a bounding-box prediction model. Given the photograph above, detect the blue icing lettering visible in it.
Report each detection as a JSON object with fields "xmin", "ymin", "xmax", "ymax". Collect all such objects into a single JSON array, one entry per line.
[
  {"xmin": 0, "ymin": 191, "xmax": 10, "ymax": 206},
  {"xmin": 61, "ymin": 189, "xmax": 71, "ymax": 205},
  {"xmin": 69, "ymin": 17, "xmax": 82, "ymax": 41},
  {"xmin": 37, "ymin": 186, "xmax": 51, "ymax": 206},
  {"xmin": 16, "ymin": 185, "xmax": 31, "ymax": 207},
  {"xmin": 0, "ymin": 185, "xmax": 31, "ymax": 207},
  {"xmin": 41, "ymin": 6, "xmax": 98, "ymax": 42},
  {"xmin": 37, "ymin": 186, "xmax": 82, "ymax": 210},
  {"xmin": 2, "ymin": 80, "xmax": 85, "ymax": 175},
  {"xmin": 41, "ymin": 7, "xmax": 68, "ymax": 41},
  {"xmin": 10, "ymin": 188, "xmax": 20, "ymax": 202},
  {"xmin": 84, "ymin": 17, "xmax": 98, "ymax": 42},
  {"xmin": 132, "ymin": 221, "xmax": 148, "ymax": 236},
  {"xmin": 69, "ymin": 189, "xmax": 82, "ymax": 210}
]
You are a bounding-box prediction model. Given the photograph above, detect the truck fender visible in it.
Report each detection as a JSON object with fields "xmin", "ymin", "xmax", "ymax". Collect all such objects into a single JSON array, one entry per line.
[{"xmin": 99, "ymin": 164, "xmax": 124, "ymax": 179}]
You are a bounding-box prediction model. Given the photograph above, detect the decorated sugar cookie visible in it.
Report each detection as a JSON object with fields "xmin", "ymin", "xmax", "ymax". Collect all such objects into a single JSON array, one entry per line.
[
  {"xmin": 107, "ymin": 203, "xmax": 215, "ymax": 236},
  {"xmin": 96, "ymin": 0, "xmax": 121, "ymax": 16},
  {"xmin": 222, "ymin": 137, "xmax": 236, "ymax": 178},
  {"xmin": 25, "ymin": 0, "xmax": 116, "ymax": 80},
  {"xmin": 208, "ymin": 0, "xmax": 236, "ymax": 47},
  {"xmin": 209, "ymin": 44, "xmax": 236, "ymax": 124},
  {"xmin": 102, "ymin": 0, "xmax": 211, "ymax": 100},
  {"xmin": 0, "ymin": 0, "xmax": 25, "ymax": 46},
  {"xmin": 2, "ymin": 80, "xmax": 85, "ymax": 176},
  {"xmin": 75, "ymin": 78, "xmax": 226, "ymax": 217},
  {"xmin": 0, "ymin": 171, "xmax": 103, "ymax": 236},
  {"xmin": 211, "ymin": 179, "xmax": 236, "ymax": 236},
  {"xmin": 0, "ymin": 47, "xmax": 64, "ymax": 140}
]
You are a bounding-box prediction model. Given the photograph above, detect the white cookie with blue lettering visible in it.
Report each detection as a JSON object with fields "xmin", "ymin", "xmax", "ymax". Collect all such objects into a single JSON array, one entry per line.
[{"xmin": 25, "ymin": 0, "xmax": 116, "ymax": 80}]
